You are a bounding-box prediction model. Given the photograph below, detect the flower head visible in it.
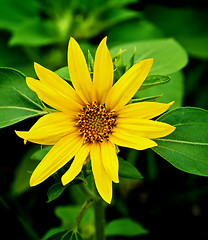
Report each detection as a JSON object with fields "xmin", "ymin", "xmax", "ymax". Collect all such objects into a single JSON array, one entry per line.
[{"xmin": 16, "ymin": 37, "xmax": 175, "ymax": 203}]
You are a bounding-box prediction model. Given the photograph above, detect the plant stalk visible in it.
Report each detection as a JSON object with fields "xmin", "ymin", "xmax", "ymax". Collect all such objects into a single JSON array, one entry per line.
[
  {"xmin": 73, "ymin": 199, "xmax": 93, "ymax": 232},
  {"xmin": 93, "ymin": 198, "xmax": 105, "ymax": 240}
]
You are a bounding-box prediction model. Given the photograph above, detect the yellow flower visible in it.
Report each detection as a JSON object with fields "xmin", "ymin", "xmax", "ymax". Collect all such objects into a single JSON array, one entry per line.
[{"xmin": 16, "ymin": 37, "xmax": 175, "ymax": 203}]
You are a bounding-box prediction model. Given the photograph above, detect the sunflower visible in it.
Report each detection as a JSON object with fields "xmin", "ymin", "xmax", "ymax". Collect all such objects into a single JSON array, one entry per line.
[{"xmin": 16, "ymin": 37, "xmax": 175, "ymax": 203}]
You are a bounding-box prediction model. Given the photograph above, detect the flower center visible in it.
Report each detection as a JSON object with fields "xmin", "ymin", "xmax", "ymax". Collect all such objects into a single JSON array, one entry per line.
[{"xmin": 76, "ymin": 101, "xmax": 117, "ymax": 143}]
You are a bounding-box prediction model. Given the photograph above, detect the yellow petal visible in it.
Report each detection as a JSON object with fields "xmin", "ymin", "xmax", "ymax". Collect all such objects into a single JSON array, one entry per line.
[
  {"xmin": 110, "ymin": 130, "xmax": 157, "ymax": 151},
  {"xmin": 15, "ymin": 112, "xmax": 76, "ymax": 145},
  {"xmin": 26, "ymin": 77, "xmax": 82, "ymax": 114},
  {"xmin": 116, "ymin": 118, "xmax": 176, "ymax": 139},
  {"xmin": 68, "ymin": 37, "xmax": 93, "ymax": 104},
  {"xmin": 90, "ymin": 142, "xmax": 112, "ymax": 204},
  {"xmin": 30, "ymin": 133, "xmax": 83, "ymax": 186},
  {"xmin": 105, "ymin": 59, "xmax": 153, "ymax": 111},
  {"xmin": 118, "ymin": 101, "xmax": 174, "ymax": 119},
  {"xmin": 61, "ymin": 143, "xmax": 91, "ymax": 185},
  {"xmin": 93, "ymin": 37, "xmax": 114, "ymax": 103},
  {"xmin": 34, "ymin": 62, "xmax": 83, "ymax": 106},
  {"xmin": 101, "ymin": 141, "xmax": 119, "ymax": 183}
]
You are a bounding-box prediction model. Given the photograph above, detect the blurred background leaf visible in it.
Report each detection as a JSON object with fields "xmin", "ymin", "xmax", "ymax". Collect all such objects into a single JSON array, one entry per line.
[
  {"xmin": 9, "ymin": 18, "xmax": 61, "ymax": 47},
  {"xmin": 11, "ymin": 145, "xmax": 40, "ymax": 196},
  {"xmin": 0, "ymin": 0, "xmax": 39, "ymax": 31},
  {"xmin": 108, "ymin": 20, "xmax": 164, "ymax": 44},
  {"xmin": 144, "ymin": 5, "xmax": 208, "ymax": 59},
  {"xmin": 105, "ymin": 218, "xmax": 148, "ymax": 237},
  {"xmin": 110, "ymin": 38, "xmax": 188, "ymax": 75}
]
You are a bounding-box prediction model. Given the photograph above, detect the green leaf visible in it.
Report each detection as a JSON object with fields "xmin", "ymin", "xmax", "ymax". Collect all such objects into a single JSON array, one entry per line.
[
  {"xmin": 108, "ymin": 20, "xmax": 164, "ymax": 44},
  {"xmin": 42, "ymin": 228, "xmax": 83, "ymax": 240},
  {"xmin": 125, "ymin": 47, "xmax": 136, "ymax": 71},
  {"xmin": 139, "ymin": 75, "xmax": 170, "ymax": 90},
  {"xmin": 113, "ymin": 50, "xmax": 126, "ymax": 81},
  {"xmin": 42, "ymin": 227, "xmax": 68, "ymax": 240},
  {"xmin": 31, "ymin": 146, "xmax": 52, "ymax": 161},
  {"xmin": 87, "ymin": 50, "xmax": 94, "ymax": 76},
  {"xmin": 47, "ymin": 183, "xmax": 67, "ymax": 203},
  {"xmin": 153, "ymin": 107, "xmax": 208, "ymax": 176},
  {"xmin": 74, "ymin": 6, "xmax": 139, "ymax": 39},
  {"xmin": 136, "ymin": 71, "xmax": 184, "ymax": 109},
  {"xmin": 110, "ymin": 38, "xmax": 188, "ymax": 75},
  {"xmin": 102, "ymin": 8, "xmax": 139, "ymax": 29},
  {"xmin": 119, "ymin": 157, "xmax": 143, "ymax": 179},
  {"xmin": 0, "ymin": 36, "xmax": 31, "ymax": 70},
  {"xmin": 9, "ymin": 18, "xmax": 61, "ymax": 47},
  {"xmin": 43, "ymin": 230, "xmax": 72, "ymax": 240},
  {"xmin": 11, "ymin": 146, "xmax": 39, "ymax": 196},
  {"xmin": 55, "ymin": 67, "xmax": 70, "ymax": 81},
  {"xmin": 55, "ymin": 206, "xmax": 80, "ymax": 228},
  {"xmin": 0, "ymin": 67, "xmax": 47, "ymax": 128},
  {"xmin": 55, "ymin": 205, "xmax": 93, "ymax": 228},
  {"xmin": 105, "ymin": 218, "xmax": 148, "ymax": 237},
  {"xmin": 131, "ymin": 94, "xmax": 163, "ymax": 103},
  {"xmin": 0, "ymin": 0, "xmax": 39, "ymax": 31}
]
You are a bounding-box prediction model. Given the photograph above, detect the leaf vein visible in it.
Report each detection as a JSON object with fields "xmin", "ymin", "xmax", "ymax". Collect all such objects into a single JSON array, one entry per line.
[
  {"xmin": 12, "ymin": 87, "xmax": 43, "ymax": 109},
  {"xmin": 157, "ymin": 138, "xmax": 208, "ymax": 146},
  {"xmin": 0, "ymin": 106, "xmax": 47, "ymax": 114}
]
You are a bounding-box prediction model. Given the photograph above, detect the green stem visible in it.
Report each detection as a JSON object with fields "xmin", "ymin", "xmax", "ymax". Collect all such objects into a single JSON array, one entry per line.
[
  {"xmin": 79, "ymin": 182, "xmax": 97, "ymax": 200},
  {"xmin": 93, "ymin": 198, "xmax": 105, "ymax": 240},
  {"xmin": 61, "ymin": 199, "xmax": 93, "ymax": 240},
  {"xmin": 79, "ymin": 181, "xmax": 106, "ymax": 240},
  {"xmin": 73, "ymin": 199, "xmax": 93, "ymax": 232}
]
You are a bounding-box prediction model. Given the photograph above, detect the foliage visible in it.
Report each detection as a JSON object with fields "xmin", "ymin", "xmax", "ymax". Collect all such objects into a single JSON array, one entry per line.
[
  {"xmin": 105, "ymin": 218, "xmax": 148, "ymax": 236},
  {"xmin": 154, "ymin": 107, "xmax": 208, "ymax": 176},
  {"xmin": 0, "ymin": 68, "xmax": 47, "ymax": 128}
]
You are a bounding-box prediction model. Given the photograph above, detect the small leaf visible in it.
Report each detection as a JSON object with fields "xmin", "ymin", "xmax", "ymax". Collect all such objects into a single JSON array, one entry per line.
[
  {"xmin": 153, "ymin": 107, "xmax": 208, "ymax": 176},
  {"xmin": 87, "ymin": 50, "xmax": 94, "ymax": 75},
  {"xmin": 119, "ymin": 157, "xmax": 143, "ymax": 179},
  {"xmin": 112, "ymin": 50, "xmax": 126, "ymax": 81},
  {"xmin": 42, "ymin": 228, "xmax": 83, "ymax": 240},
  {"xmin": 43, "ymin": 230, "xmax": 72, "ymax": 240},
  {"xmin": 125, "ymin": 47, "xmax": 136, "ymax": 71},
  {"xmin": 105, "ymin": 218, "xmax": 148, "ymax": 237},
  {"xmin": 55, "ymin": 67, "xmax": 70, "ymax": 81},
  {"xmin": 47, "ymin": 183, "xmax": 67, "ymax": 203},
  {"xmin": 31, "ymin": 146, "xmax": 52, "ymax": 161},
  {"xmin": 42, "ymin": 227, "xmax": 69, "ymax": 240},
  {"xmin": 55, "ymin": 206, "xmax": 81, "ymax": 227},
  {"xmin": 139, "ymin": 75, "xmax": 170, "ymax": 90},
  {"xmin": 0, "ymin": 67, "xmax": 47, "ymax": 128},
  {"xmin": 131, "ymin": 94, "xmax": 163, "ymax": 103},
  {"xmin": 55, "ymin": 205, "xmax": 93, "ymax": 228},
  {"xmin": 136, "ymin": 71, "xmax": 184, "ymax": 109}
]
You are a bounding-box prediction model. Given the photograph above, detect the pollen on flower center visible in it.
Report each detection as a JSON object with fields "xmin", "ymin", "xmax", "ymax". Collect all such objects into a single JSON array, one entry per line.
[{"xmin": 76, "ymin": 101, "xmax": 117, "ymax": 143}]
